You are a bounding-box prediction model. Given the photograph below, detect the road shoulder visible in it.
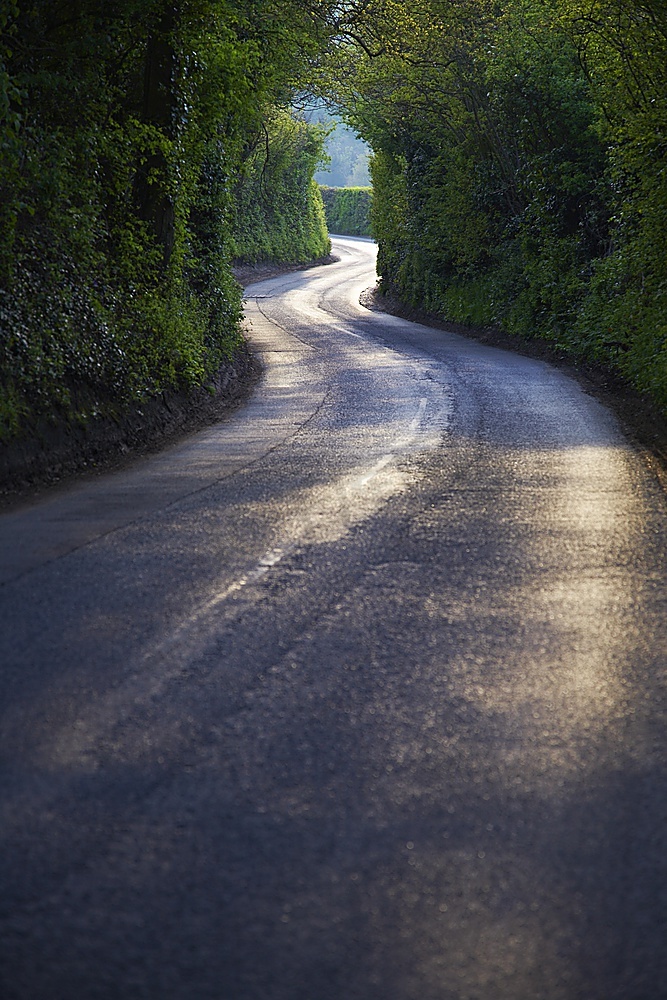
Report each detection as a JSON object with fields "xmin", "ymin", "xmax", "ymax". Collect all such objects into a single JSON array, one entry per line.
[
  {"xmin": 0, "ymin": 256, "xmax": 338, "ymax": 512},
  {"xmin": 362, "ymin": 284, "xmax": 667, "ymax": 493}
]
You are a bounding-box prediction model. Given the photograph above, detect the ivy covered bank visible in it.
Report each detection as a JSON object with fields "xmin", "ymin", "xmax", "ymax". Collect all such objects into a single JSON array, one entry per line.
[{"xmin": 0, "ymin": 1, "xmax": 339, "ymax": 450}]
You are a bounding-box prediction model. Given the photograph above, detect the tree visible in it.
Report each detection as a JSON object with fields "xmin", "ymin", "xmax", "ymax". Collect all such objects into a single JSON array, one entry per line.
[
  {"xmin": 0, "ymin": 0, "xmax": 360, "ymax": 438},
  {"xmin": 329, "ymin": 0, "xmax": 667, "ymax": 409}
]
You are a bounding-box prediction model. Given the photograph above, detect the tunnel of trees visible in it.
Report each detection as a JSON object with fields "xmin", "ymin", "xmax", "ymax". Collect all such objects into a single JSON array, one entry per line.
[{"xmin": 1, "ymin": 0, "xmax": 666, "ymax": 443}]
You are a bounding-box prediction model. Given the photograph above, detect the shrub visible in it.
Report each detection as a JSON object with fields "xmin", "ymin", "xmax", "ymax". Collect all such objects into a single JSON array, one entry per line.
[{"xmin": 320, "ymin": 186, "xmax": 373, "ymax": 237}]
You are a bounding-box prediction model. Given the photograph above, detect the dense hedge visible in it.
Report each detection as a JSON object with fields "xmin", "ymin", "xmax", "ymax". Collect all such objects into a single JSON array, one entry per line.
[
  {"xmin": 319, "ymin": 186, "xmax": 373, "ymax": 237},
  {"xmin": 338, "ymin": 0, "xmax": 667, "ymax": 414},
  {"xmin": 0, "ymin": 1, "xmax": 336, "ymax": 443},
  {"xmin": 233, "ymin": 113, "xmax": 330, "ymax": 263}
]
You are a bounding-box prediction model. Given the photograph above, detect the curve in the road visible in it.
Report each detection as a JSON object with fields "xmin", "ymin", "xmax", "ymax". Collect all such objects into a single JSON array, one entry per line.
[{"xmin": 0, "ymin": 236, "xmax": 666, "ymax": 1000}]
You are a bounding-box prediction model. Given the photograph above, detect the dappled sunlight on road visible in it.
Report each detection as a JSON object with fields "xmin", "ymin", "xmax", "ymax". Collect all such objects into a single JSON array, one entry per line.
[{"xmin": 1, "ymin": 236, "xmax": 666, "ymax": 999}]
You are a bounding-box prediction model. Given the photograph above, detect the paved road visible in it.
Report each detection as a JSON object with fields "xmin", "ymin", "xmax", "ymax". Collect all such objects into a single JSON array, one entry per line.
[{"xmin": 1, "ymin": 236, "xmax": 666, "ymax": 999}]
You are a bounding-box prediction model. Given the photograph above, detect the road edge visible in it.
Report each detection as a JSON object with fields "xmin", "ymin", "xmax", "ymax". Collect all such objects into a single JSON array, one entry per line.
[
  {"xmin": 0, "ymin": 256, "xmax": 339, "ymax": 512},
  {"xmin": 362, "ymin": 284, "xmax": 667, "ymax": 494}
]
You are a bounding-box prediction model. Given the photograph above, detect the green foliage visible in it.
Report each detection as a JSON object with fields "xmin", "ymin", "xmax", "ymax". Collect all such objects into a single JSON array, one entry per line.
[
  {"xmin": 335, "ymin": 0, "xmax": 667, "ymax": 413},
  {"xmin": 232, "ymin": 111, "xmax": 331, "ymax": 263},
  {"xmin": 368, "ymin": 150, "xmax": 410, "ymax": 290},
  {"xmin": 320, "ymin": 185, "xmax": 373, "ymax": 236},
  {"xmin": 0, "ymin": 0, "xmax": 349, "ymax": 441}
]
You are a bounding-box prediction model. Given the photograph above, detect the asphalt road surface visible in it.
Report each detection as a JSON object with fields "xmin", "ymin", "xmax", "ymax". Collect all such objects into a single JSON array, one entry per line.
[{"xmin": 1, "ymin": 236, "xmax": 666, "ymax": 999}]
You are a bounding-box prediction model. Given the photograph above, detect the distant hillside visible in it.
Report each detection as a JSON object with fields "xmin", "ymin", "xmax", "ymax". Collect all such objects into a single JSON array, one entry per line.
[{"xmin": 312, "ymin": 115, "xmax": 371, "ymax": 188}]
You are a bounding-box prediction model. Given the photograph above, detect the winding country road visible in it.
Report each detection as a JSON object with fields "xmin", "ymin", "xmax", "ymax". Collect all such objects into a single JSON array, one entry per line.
[{"xmin": 1, "ymin": 236, "xmax": 666, "ymax": 999}]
